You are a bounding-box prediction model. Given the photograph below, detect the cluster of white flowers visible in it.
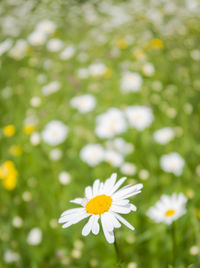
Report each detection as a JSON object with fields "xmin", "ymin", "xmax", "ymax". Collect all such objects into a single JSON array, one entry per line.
[
  {"xmin": 95, "ymin": 108, "xmax": 127, "ymax": 138},
  {"xmin": 80, "ymin": 138, "xmax": 134, "ymax": 169},
  {"xmin": 28, "ymin": 19, "xmax": 56, "ymax": 46}
]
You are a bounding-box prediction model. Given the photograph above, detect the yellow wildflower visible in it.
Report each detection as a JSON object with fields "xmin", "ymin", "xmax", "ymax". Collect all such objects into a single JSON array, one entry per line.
[
  {"xmin": 0, "ymin": 161, "xmax": 18, "ymax": 190},
  {"xmin": 149, "ymin": 38, "xmax": 164, "ymax": 50},
  {"xmin": 23, "ymin": 124, "xmax": 36, "ymax": 135},
  {"xmin": 116, "ymin": 39, "xmax": 128, "ymax": 49},
  {"xmin": 3, "ymin": 125, "xmax": 16, "ymax": 137},
  {"xmin": 103, "ymin": 68, "xmax": 112, "ymax": 78},
  {"xmin": 9, "ymin": 145, "xmax": 23, "ymax": 156}
]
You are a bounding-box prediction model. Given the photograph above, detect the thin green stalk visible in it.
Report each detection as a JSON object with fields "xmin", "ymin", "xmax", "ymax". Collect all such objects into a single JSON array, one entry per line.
[
  {"xmin": 171, "ymin": 222, "xmax": 176, "ymax": 268},
  {"xmin": 114, "ymin": 235, "xmax": 123, "ymax": 268}
]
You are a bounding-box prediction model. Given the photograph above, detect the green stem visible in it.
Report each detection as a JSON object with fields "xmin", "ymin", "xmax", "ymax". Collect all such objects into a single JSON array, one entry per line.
[
  {"xmin": 114, "ymin": 235, "xmax": 123, "ymax": 268},
  {"xmin": 171, "ymin": 222, "xmax": 176, "ymax": 268}
]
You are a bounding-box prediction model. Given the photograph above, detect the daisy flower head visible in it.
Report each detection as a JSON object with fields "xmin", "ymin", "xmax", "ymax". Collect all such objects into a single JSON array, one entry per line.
[
  {"xmin": 147, "ymin": 193, "xmax": 187, "ymax": 225},
  {"xmin": 58, "ymin": 173, "xmax": 143, "ymax": 243}
]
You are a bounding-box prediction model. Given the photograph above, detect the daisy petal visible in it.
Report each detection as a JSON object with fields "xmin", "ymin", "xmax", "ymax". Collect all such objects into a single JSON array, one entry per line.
[
  {"xmin": 101, "ymin": 215, "xmax": 114, "ymax": 244},
  {"xmin": 91, "ymin": 215, "xmax": 100, "ymax": 235},
  {"xmin": 111, "ymin": 204, "xmax": 131, "ymax": 214},
  {"xmin": 92, "ymin": 179, "xmax": 100, "ymax": 196},
  {"xmin": 110, "ymin": 176, "xmax": 127, "ymax": 195},
  {"xmin": 61, "ymin": 207, "xmax": 85, "ymax": 217},
  {"xmin": 85, "ymin": 186, "xmax": 93, "ymax": 199},
  {"xmin": 82, "ymin": 215, "xmax": 95, "ymax": 236},
  {"xmin": 70, "ymin": 198, "xmax": 83, "ymax": 205},
  {"xmin": 113, "ymin": 213, "xmax": 135, "ymax": 231}
]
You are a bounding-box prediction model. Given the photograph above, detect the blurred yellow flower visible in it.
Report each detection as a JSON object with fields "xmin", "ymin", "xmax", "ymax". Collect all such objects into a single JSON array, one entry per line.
[
  {"xmin": 9, "ymin": 145, "xmax": 23, "ymax": 156},
  {"xmin": 133, "ymin": 49, "xmax": 145, "ymax": 60},
  {"xmin": 116, "ymin": 39, "xmax": 128, "ymax": 49},
  {"xmin": 0, "ymin": 160, "xmax": 18, "ymax": 190},
  {"xmin": 103, "ymin": 68, "xmax": 112, "ymax": 78},
  {"xmin": 23, "ymin": 124, "xmax": 36, "ymax": 135},
  {"xmin": 195, "ymin": 209, "xmax": 200, "ymax": 219},
  {"xmin": 149, "ymin": 38, "xmax": 164, "ymax": 50},
  {"xmin": 3, "ymin": 125, "xmax": 16, "ymax": 137}
]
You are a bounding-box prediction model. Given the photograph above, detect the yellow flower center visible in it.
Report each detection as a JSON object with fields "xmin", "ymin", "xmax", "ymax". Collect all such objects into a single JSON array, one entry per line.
[
  {"xmin": 165, "ymin": 209, "xmax": 175, "ymax": 217},
  {"xmin": 86, "ymin": 194, "xmax": 112, "ymax": 215}
]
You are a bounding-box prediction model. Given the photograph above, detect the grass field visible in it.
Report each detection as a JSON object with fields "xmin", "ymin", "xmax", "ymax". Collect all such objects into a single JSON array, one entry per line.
[{"xmin": 0, "ymin": 0, "xmax": 200, "ymax": 267}]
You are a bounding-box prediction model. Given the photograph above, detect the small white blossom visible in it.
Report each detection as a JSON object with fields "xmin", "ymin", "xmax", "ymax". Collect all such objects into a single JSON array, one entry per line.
[
  {"xmin": 121, "ymin": 72, "xmax": 142, "ymax": 93},
  {"xmin": 27, "ymin": 228, "xmax": 42, "ymax": 245},
  {"xmin": 80, "ymin": 144, "xmax": 104, "ymax": 166},
  {"xmin": 41, "ymin": 120, "xmax": 68, "ymax": 146},
  {"xmin": 125, "ymin": 106, "xmax": 154, "ymax": 131},
  {"xmin": 70, "ymin": 94, "xmax": 96, "ymax": 113},
  {"xmin": 95, "ymin": 108, "xmax": 127, "ymax": 139},
  {"xmin": 153, "ymin": 127, "xmax": 175, "ymax": 145},
  {"xmin": 160, "ymin": 152, "xmax": 185, "ymax": 176}
]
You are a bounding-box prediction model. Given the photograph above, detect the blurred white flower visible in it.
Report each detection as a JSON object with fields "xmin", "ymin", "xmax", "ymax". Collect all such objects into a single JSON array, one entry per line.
[
  {"xmin": 27, "ymin": 228, "xmax": 42, "ymax": 245},
  {"xmin": 60, "ymin": 45, "xmax": 75, "ymax": 60},
  {"xmin": 59, "ymin": 172, "xmax": 71, "ymax": 185},
  {"xmin": 36, "ymin": 19, "xmax": 56, "ymax": 35},
  {"xmin": 160, "ymin": 152, "xmax": 185, "ymax": 176},
  {"xmin": 139, "ymin": 169, "xmax": 149, "ymax": 180},
  {"xmin": 106, "ymin": 138, "xmax": 134, "ymax": 156},
  {"xmin": 12, "ymin": 216, "xmax": 23, "ymax": 228},
  {"xmin": 147, "ymin": 193, "xmax": 187, "ymax": 224},
  {"xmin": 80, "ymin": 144, "xmax": 104, "ymax": 166},
  {"xmin": 125, "ymin": 106, "xmax": 154, "ymax": 131},
  {"xmin": 8, "ymin": 39, "xmax": 27, "ymax": 59},
  {"xmin": 59, "ymin": 173, "xmax": 143, "ymax": 243},
  {"xmin": 121, "ymin": 72, "xmax": 142, "ymax": 93},
  {"xmin": 77, "ymin": 68, "xmax": 89, "ymax": 79},
  {"xmin": 0, "ymin": 39, "xmax": 13, "ymax": 56},
  {"xmin": 28, "ymin": 31, "xmax": 47, "ymax": 46},
  {"xmin": 88, "ymin": 62, "xmax": 106, "ymax": 77},
  {"xmin": 47, "ymin": 38, "xmax": 63, "ymax": 52},
  {"xmin": 142, "ymin": 63, "xmax": 155, "ymax": 76},
  {"xmin": 41, "ymin": 120, "xmax": 68, "ymax": 146},
  {"xmin": 70, "ymin": 94, "xmax": 96, "ymax": 113},
  {"xmin": 95, "ymin": 108, "xmax": 127, "ymax": 138},
  {"xmin": 190, "ymin": 245, "xmax": 199, "ymax": 255},
  {"xmin": 30, "ymin": 132, "xmax": 41, "ymax": 146},
  {"xmin": 30, "ymin": 97, "xmax": 41, "ymax": 107},
  {"xmin": 153, "ymin": 127, "xmax": 175, "ymax": 145},
  {"xmin": 4, "ymin": 249, "xmax": 19, "ymax": 263},
  {"xmin": 50, "ymin": 148, "xmax": 62, "ymax": 161},
  {"xmin": 120, "ymin": 162, "xmax": 137, "ymax": 176},
  {"xmin": 104, "ymin": 149, "xmax": 123, "ymax": 167},
  {"xmin": 42, "ymin": 81, "xmax": 60, "ymax": 96}
]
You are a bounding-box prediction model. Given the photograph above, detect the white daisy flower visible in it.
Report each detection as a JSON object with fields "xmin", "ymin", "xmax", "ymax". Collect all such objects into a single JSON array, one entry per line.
[
  {"xmin": 58, "ymin": 173, "xmax": 143, "ymax": 243},
  {"xmin": 95, "ymin": 108, "xmax": 127, "ymax": 139},
  {"xmin": 41, "ymin": 120, "xmax": 68, "ymax": 146},
  {"xmin": 125, "ymin": 106, "xmax": 154, "ymax": 131},
  {"xmin": 121, "ymin": 72, "xmax": 142, "ymax": 93},
  {"xmin": 160, "ymin": 152, "xmax": 185, "ymax": 176},
  {"xmin": 153, "ymin": 127, "xmax": 175, "ymax": 145},
  {"xmin": 80, "ymin": 144, "xmax": 105, "ymax": 166},
  {"xmin": 147, "ymin": 193, "xmax": 187, "ymax": 225},
  {"xmin": 70, "ymin": 94, "xmax": 96, "ymax": 113}
]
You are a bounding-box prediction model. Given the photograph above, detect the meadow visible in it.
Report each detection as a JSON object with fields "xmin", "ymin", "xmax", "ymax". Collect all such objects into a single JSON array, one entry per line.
[{"xmin": 0, "ymin": 0, "xmax": 200, "ymax": 267}]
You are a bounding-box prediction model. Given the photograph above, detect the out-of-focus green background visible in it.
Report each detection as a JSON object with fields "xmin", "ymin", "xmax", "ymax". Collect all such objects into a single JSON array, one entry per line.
[{"xmin": 0, "ymin": 0, "xmax": 200, "ymax": 267}]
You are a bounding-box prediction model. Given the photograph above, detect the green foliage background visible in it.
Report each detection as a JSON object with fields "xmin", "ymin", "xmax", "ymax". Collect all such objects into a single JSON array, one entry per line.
[{"xmin": 0, "ymin": 0, "xmax": 200, "ymax": 267}]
